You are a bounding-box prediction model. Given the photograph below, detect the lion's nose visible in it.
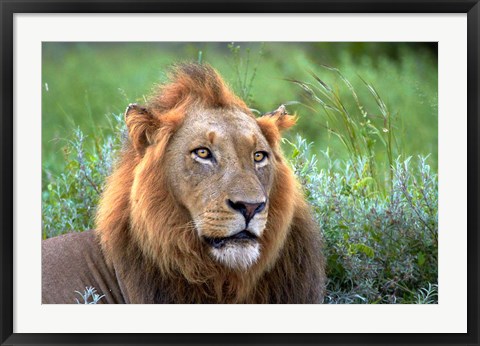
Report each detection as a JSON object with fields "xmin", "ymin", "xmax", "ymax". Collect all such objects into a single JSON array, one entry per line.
[{"xmin": 227, "ymin": 199, "xmax": 266, "ymax": 225}]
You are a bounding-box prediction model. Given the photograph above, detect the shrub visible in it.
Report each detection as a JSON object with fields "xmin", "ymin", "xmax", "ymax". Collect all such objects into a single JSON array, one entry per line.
[
  {"xmin": 42, "ymin": 114, "xmax": 125, "ymax": 239},
  {"xmin": 285, "ymin": 135, "xmax": 438, "ymax": 303},
  {"xmin": 75, "ymin": 286, "xmax": 105, "ymax": 304}
]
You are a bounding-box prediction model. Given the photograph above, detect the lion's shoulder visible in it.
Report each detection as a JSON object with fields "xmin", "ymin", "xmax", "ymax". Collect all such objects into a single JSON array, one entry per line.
[{"xmin": 42, "ymin": 230, "xmax": 126, "ymax": 304}]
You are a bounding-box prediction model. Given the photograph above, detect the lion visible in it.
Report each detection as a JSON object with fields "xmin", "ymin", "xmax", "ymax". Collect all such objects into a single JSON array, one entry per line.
[{"xmin": 42, "ymin": 63, "xmax": 326, "ymax": 304}]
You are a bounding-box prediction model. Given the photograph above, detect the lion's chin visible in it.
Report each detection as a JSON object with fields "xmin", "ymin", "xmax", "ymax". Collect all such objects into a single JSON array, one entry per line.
[{"xmin": 208, "ymin": 241, "xmax": 260, "ymax": 270}]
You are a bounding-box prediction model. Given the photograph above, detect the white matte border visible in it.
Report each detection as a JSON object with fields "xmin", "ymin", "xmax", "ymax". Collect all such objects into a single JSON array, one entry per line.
[{"xmin": 14, "ymin": 14, "xmax": 467, "ymax": 333}]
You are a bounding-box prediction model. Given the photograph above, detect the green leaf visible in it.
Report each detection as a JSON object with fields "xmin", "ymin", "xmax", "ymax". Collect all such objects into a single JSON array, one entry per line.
[
  {"xmin": 65, "ymin": 160, "xmax": 79, "ymax": 170},
  {"xmin": 353, "ymin": 243, "xmax": 375, "ymax": 259},
  {"xmin": 417, "ymin": 252, "xmax": 426, "ymax": 267},
  {"xmin": 353, "ymin": 176, "xmax": 376, "ymax": 191},
  {"xmin": 86, "ymin": 153, "xmax": 97, "ymax": 163}
]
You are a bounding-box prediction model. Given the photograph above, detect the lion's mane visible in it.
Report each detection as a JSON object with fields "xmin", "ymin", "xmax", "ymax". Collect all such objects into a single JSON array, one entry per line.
[{"xmin": 96, "ymin": 64, "xmax": 326, "ymax": 303}]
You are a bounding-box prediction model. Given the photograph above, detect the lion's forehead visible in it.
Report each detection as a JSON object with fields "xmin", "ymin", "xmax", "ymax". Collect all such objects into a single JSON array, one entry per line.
[{"xmin": 183, "ymin": 108, "xmax": 267, "ymax": 145}]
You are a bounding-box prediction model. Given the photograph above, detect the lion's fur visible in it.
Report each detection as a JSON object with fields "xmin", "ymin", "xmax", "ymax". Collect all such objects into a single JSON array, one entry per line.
[{"xmin": 95, "ymin": 63, "xmax": 326, "ymax": 303}]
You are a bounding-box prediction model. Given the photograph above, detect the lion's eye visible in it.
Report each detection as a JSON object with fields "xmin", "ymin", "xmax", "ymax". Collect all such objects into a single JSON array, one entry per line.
[
  {"xmin": 254, "ymin": 151, "xmax": 268, "ymax": 163},
  {"xmin": 193, "ymin": 148, "xmax": 212, "ymax": 160}
]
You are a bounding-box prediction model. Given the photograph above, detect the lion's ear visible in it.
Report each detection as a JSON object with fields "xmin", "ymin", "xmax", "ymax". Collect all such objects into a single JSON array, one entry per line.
[
  {"xmin": 124, "ymin": 103, "xmax": 160, "ymax": 154},
  {"xmin": 257, "ymin": 105, "xmax": 297, "ymax": 145}
]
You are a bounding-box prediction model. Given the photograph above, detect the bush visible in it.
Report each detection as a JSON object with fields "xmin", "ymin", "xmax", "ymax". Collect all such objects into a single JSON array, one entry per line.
[
  {"xmin": 75, "ymin": 286, "xmax": 105, "ymax": 304},
  {"xmin": 285, "ymin": 135, "xmax": 437, "ymax": 303},
  {"xmin": 42, "ymin": 114, "xmax": 125, "ymax": 239}
]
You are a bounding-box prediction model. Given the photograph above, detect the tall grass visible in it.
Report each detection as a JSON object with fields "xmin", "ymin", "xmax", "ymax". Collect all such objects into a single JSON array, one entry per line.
[
  {"xmin": 288, "ymin": 66, "xmax": 398, "ymax": 194},
  {"xmin": 227, "ymin": 42, "xmax": 265, "ymax": 110}
]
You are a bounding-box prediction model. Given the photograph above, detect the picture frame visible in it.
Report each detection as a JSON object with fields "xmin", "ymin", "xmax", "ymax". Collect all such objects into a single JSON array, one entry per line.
[{"xmin": 1, "ymin": 1, "xmax": 478, "ymax": 345}]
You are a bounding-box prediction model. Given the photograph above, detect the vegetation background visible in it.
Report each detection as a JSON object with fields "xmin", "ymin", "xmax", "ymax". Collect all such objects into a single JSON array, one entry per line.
[{"xmin": 42, "ymin": 42, "xmax": 438, "ymax": 304}]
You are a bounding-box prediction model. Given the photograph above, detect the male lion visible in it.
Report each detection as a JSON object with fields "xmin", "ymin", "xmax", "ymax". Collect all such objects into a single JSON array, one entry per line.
[{"xmin": 42, "ymin": 63, "xmax": 326, "ymax": 303}]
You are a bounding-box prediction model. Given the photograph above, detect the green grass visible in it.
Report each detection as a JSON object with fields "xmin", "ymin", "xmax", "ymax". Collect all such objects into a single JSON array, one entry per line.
[{"xmin": 42, "ymin": 42, "xmax": 438, "ymax": 303}]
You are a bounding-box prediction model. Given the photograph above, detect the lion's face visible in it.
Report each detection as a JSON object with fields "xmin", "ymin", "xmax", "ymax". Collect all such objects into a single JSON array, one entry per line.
[{"xmin": 164, "ymin": 107, "xmax": 274, "ymax": 270}]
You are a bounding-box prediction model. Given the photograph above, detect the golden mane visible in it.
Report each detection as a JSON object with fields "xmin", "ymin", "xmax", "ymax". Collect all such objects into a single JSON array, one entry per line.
[
  {"xmin": 95, "ymin": 63, "xmax": 326, "ymax": 303},
  {"xmin": 149, "ymin": 63, "xmax": 250, "ymax": 112}
]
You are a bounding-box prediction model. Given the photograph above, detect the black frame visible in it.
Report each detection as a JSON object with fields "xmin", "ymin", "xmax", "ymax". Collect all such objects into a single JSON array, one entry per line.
[{"xmin": 1, "ymin": 1, "xmax": 478, "ymax": 345}]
